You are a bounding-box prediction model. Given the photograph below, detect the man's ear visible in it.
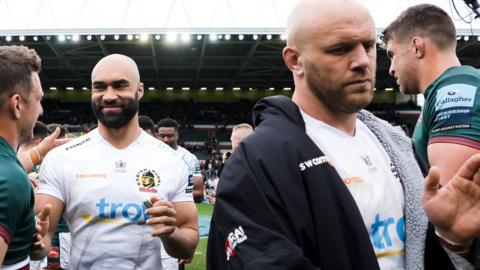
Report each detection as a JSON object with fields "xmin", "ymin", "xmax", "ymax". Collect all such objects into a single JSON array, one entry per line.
[
  {"xmin": 283, "ymin": 46, "xmax": 304, "ymax": 77},
  {"xmin": 411, "ymin": 37, "xmax": 425, "ymax": 59},
  {"xmin": 9, "ymin": 94, "xmax": 22, "ymax": 120},
  {"xmin": 138, "ymin": 82, "xmax": 144, "ymax": 99},
  {"xmin": 33, "ymin": 137, "xmax": 42, "ymax": 146}
]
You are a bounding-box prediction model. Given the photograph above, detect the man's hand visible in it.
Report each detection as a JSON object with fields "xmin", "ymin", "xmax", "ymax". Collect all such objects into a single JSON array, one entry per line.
[
  {"xmin": 206, "ymin": 194, "xmax": 216, "ymax": 205},
  {"xmin": 36, "ymin": 127, "xmax": 71, "ymax": 158},
  {"xmin": 145, "ymin": 196, "xmax": 177, "ymax": 238},
  {"xmin": 30, "ymin": 204, "xmax": 51, "ymax": 260},
  {"xmin": 422, "ymin": 154, "xmax": 480, "ymax": 246}
]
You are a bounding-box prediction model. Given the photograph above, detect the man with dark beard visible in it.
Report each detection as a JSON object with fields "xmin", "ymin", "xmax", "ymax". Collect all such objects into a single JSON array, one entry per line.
[
  {"xmin": 35, "ymin": 54, "xmax": 199, "ymax": 269},
  {"xmin": 207, "ymin": 0, "xmax": 480, "ymax": 269}
]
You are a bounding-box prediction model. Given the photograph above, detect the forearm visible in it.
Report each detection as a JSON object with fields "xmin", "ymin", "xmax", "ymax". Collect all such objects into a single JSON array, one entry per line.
[
  {"xmin": 193, "ymin": 176, "xmax": 204, "ymax": 203},
  {"xmin": 18, "ymin": 147, "xmax": 44, "ymax": 173},
  {"xmin": 29, "ymin": 235, "xmax": 52, "ymax": 260},
  {"xmin": 192, "ymin": 190, "xmax": 203, "ymax": 203},
  {"xmin": 160, "ymin": 226, "xmax": 198, "ymax": 259}
]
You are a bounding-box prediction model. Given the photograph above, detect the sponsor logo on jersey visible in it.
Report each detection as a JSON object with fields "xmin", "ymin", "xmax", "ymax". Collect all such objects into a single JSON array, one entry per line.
[
  {"xmin": 225, "ymin": 226, "xmax": 247, "ymax": 261},
  {"xmin": 298, "ymin": 156, "xmax": 329, "ymax": 171},
  {"xmin": 48, "ymin": 247, "xmax": 59, "ymax": 258},
  {"xmin": 435, "ymin": 84, "xmax": 476, "ymax": 111},
  {"xmin": 75, "ymin": 173, "xmax": 106, "ymax": 179},
  {"xmin": 370, "ymin": 214, "xmax": 405, "ymax": 250},
  {"xmin": 82, "ymin": 198, "xmax": 149, "ymax": 225},
  {"xmin": 185, "ymin": 174, "xmax": 194, "ymax": 193},
  {"xmin": 65, "ymin": 137, "xmax": 91, "ymax": 151},
  {"xmin": 343, "ymin": 176, "xmax": 364, "ymax": 185},
  {"xmin": 360, "ymin": 154, "xmax": 378, "ymax": 172},
  {"xmin": 136, "ymin": 169, "xmax": 160, "ymax": 193},
  {"xmin": 114, "ymin": 160, "xmax": 127, "ymax": 173}
]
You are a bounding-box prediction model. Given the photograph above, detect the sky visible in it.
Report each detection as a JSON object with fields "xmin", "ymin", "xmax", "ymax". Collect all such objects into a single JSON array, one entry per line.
[{"xmin": 0, "ymin": 0, "xmax": 479, "ymax": 35}]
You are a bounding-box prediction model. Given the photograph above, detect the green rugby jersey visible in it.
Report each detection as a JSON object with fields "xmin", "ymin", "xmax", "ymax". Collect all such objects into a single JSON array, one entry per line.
[
  {"xmin": 0, "ymin": 137, "xmax": 36, "ymax": 266},
  {"xmin": 413, "ymin": 66, "xmax": 480, "ymax": 166}
]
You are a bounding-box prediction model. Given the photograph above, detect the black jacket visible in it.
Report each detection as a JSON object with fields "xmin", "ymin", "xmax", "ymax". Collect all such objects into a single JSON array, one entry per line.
[{"xmin": 207, "ymin": 96, "xmax": 379, "ymax": 269}]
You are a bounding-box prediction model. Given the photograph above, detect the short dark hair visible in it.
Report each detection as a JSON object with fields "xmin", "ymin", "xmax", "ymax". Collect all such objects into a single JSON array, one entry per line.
[
  {"xmin": 33, "ymin": 121, "xmax": 50, "ymax": 140},
  {"xmin": 381, "ymin": 4, "xmax": 456, "ymax": 51},
  {"xmin": 47, "ymin": 123, "xmax": 68, "ymax": 138},
  {"xmin": 0, "ymin": 46, "xmax": 41, "ymax": 105},
  {"xmin": 157, "ymin": 118, "xmax": 179, "ymax": 131},
  {"xmin": 139, "ymin": 115, "xmax": 155, "ymax": 132}
]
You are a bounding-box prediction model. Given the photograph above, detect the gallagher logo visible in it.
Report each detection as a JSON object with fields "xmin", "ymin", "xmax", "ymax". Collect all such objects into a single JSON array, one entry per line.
[
  {"xmin": 225, "ymin": 226, "xmax": 247, "ymax": 261},
  {"xmin": 136, "ymin": 169, "xmax": 160, "ymax": 193}
]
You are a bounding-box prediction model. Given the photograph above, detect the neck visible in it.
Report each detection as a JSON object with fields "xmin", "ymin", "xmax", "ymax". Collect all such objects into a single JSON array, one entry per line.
[
  {"xmin": 18, "ymin": 143, "xmax": 35, "ymax": 153},
  {"xmin": 419, "ymin": 51, "xmax": 460, "ymax": 93},
  {"xmin": 0, "ymin": 116, "xmax": 19, "ymax": 151},
  {"xmin": 292, "ymin": 85, "xmax": 357, "ymax": 136},
  {"xmin": 98, "ymin": 118, "xmax": 141, "ymax": 149}
]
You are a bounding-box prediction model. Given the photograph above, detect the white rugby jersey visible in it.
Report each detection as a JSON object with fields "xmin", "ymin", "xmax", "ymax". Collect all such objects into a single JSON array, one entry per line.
[
  {"xmin": 38, "ymin": 129, "xmax": 193, "ymax": 270},
  {"xmin": 176, "ymin": 146, "xmax": 201, "ymax": 176},
  {"xmin": 160, "ymin": 145, "xmax": 201, "ymax": 270},
  {"xmin": 301, "ymin": 111, "xmax": 406, "ymax": 270}
]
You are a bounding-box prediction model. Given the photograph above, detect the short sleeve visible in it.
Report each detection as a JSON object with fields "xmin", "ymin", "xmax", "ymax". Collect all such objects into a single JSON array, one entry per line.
[
  {"xmin": 192, "ymin": 155, "xmax": 202, "ymax": 176},
  {"xmin": 168, "ymin": 160, "xmax": 193, "ymax": 203},
  {"xmin": 428, "ymin": 83, "xmax": 480, "ymax": 148},
  {"xmin": 0, "ymin": 165, "xmax": 29, "ymax": 244},
  {"xmin": 37, "ymin": 150, "xmax": 66, "ymax": 202}
]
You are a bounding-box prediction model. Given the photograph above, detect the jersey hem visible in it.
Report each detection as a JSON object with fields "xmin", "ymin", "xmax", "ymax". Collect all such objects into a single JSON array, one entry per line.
[
  {"xmin": 0, "ymin": 225, "xmax": 11, "ymax": 244},
  {"xmin": 35, "ymin": 189, "xmax": 65, "ymax": 203},
  {"xmin": 428, "ymin": 136, "xmax": 480, "ymax": 149}
]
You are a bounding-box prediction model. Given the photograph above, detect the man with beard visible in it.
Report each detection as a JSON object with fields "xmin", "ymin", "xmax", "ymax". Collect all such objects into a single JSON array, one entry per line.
[
  {"xmin": 382, "ymin": 4, "xmax": 480, "ymax": 186},
  {"xmin": 35, "ymin": 54, "xmax": 199, "ymax": 269},
  {"xmin": 207, "ymin": 0, "xmax": 480, "ymax": 269}
]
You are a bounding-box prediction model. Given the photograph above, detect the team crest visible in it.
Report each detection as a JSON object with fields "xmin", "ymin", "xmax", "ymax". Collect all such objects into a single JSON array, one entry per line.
[{"xmin": 136, "ymin": 169, "xmax": 160, "ymax": 193}]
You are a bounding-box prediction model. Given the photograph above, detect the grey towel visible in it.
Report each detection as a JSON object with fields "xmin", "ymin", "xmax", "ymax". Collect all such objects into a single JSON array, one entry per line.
[
  {"xmin": 358, "ymin": 110, "xmax": 480, "ymax": 270},
  {"xmin": 359, "ymin": 110, "xmax": 427, "ymax": 270}
]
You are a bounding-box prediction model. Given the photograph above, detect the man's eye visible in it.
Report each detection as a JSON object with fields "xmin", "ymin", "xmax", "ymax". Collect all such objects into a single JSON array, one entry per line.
[
  {"xmin": 92, "ymin": 84, "xmax": 106, "ymax": 90},
  {"xmin": 329, "ymin": 46, "xmax": 351, "ymax": 54},
  {"xmin": 112, "ymin": 82, "xmax": 128, "ymax": 89}
]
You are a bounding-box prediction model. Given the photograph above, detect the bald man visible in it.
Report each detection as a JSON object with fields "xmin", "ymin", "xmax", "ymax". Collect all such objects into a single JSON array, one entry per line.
[
  {"xmin": 35, "ymin": 54, "xmax": 199, "ymax": 269},
  {"xmin": 207, "ymin": 1, "xmax": 480, "ymax": 269},
  {"xmin": 230, "ymin": 123, "xmax": 253, "ymax": 152}
]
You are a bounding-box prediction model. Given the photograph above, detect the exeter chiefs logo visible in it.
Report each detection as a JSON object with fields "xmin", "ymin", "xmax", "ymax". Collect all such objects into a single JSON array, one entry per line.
[{"xmin": 136, "ymin": 169, "xmax": 160, "ymax": 193}]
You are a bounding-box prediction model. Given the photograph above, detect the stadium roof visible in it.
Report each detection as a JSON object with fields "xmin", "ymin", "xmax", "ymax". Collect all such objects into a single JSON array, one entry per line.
[
  {"xmin": 1, "ymin": 0, "xmax": 479, "ymax": 35},
  {"xmin": 0, "ymin": 0, "xmax": 479, "ymax": 92}
]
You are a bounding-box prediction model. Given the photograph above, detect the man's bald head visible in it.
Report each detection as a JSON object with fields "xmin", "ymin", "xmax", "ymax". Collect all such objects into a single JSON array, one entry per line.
[
  {"xmin": 286, "ymin": 0, "xmax": 373, "ymax": 48},
  {"xmin": 92, "ymin": 54, "xmax": 140, "ymax": 85},
  {"xmin": 90, "ymin": 54, "xmax": 144, "ymax": 129}
]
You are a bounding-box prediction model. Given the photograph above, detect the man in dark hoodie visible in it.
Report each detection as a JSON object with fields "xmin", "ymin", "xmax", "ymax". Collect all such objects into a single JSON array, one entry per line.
[{"xmin": 207, "ymin": 0, "xmax": 480, "ymax": 269}]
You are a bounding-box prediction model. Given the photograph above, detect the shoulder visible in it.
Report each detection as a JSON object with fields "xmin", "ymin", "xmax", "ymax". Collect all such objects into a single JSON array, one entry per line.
[
  {"xmin": 0, "ymin": 161, "xmax": 29, "ymax": 196},
  {"xmin": 178, "ymin": 146, "xmax": 198, "ymax": 161},
  {"xmin": 138, "ymin": 134, "xmax": 188, "ymax": 168},
  {"xmin": 443, "ymin": 66, "xmax": 480, "ymax": 81},
  {"xmin": 139, "ymin": 133, "xmax": 178, "ymax": 156},
  {"xmin": 48, "ymin": 130, "xmax": 98, "ymax": 159},
  {"xmin": 430, "ymin": 66, "xmax": 480, "ymax": 97},
  {"xmin": 0, "ymin": 160, "xmax": 27, "ymax": 184}
]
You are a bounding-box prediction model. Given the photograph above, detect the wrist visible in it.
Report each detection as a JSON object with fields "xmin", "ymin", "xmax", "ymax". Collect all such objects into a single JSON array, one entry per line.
[
  {"xmin": 435, "ymin": 229, "xmax": 473, "ymax": 256},
  {"xmin": 29, "ymin": 147, "xmax": 44, "ymax": 166},
  {"xmin": 22, "ymin": 151, "xmax": 34, "ymax": 171}
]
